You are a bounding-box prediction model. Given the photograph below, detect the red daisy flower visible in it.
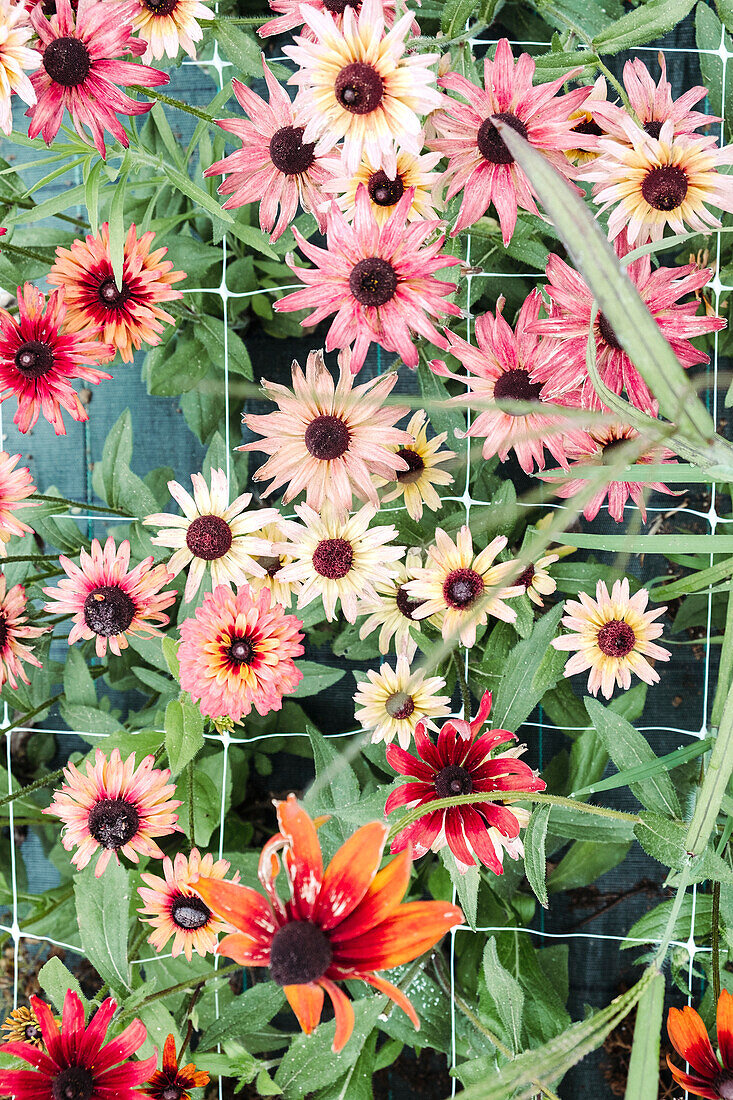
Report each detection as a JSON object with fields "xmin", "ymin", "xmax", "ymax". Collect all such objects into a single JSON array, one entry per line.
[
  {"xmin": 667, "ymin": 990, "xmax": 733, "ymax": 1099},
  {"xmin": 385, "ymin": 691, "xmax": 546, "ymax": 875},
  {"xmin": 28, "ymin": 0, "xmax": 168, "ymax": 158},
  {"xmin": 0, "ymin": 989, "xmax": 156, "ymax": 1100},
  {"xmin": 142, "ymin": 1034, "xmax": 209, "ymax": 1100},
  {"xmin": 529, "ymin": 230, "xmax": 725, "ymax": 413},
  {"xmin": 194, "ymin": 794, "xmax": 462, "ymax": 1052},
  {"xmin": 429, "ymin": 38, "xmax": 591, "ymax": 243},
  {"xmin": 274, "ymin": 184, "xmax": 461, "ymax": 374},
  {"xmin": 0, "ymin": 283, "xmax": 113, "ymax": 435}
]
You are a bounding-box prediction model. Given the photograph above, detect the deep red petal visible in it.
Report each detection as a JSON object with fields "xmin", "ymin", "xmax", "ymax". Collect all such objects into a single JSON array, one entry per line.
[
  {"xmin": 445, "ymin": 808, "xmax": 476, "ymax": 867},
  {"xmin": 93, "ymin": 1019, "xmax": 148, "ymax": 1072},
  {"xmin": 384, "ymin": 782, "xmax": 434, "ymax": 814},
  {"xmin": 0, "ymin": 1042, "xmax": 57, "ymax": 1074},
  {"xmin": 29, "ymin": 995, "xmax": 62, "ymax": 1065},
  {"xmin": 60, "ymin": 989, "xmax": 86, "ymax": 1065},
  {"xmin": 330, "ymin": 846, "xmax": 413, "ymax": 944},
  {"xmin": 316, "ymin": 821, "xmax": 387, "ymax": 930},
  {"xmin": 666, "ymin": 1055, "xmax": 719, "ymax": 1098},
  {"xmin": 76, "ymin": 997, "xmax": 116, "ymax": 1065},
  {"xmin": 390, "ymin": 809, "xmax": 445, "ymax": 856},
  {"xmin": 413, "ymin": 722, "xmax": 443, "ymax": 770},
  {"xmin": 385, "ymin": 744, "xmax": 434, "ymax": 781},
  {"xmin": 460, "ymin": 806, "xmax": 504, "ymax": 874}
]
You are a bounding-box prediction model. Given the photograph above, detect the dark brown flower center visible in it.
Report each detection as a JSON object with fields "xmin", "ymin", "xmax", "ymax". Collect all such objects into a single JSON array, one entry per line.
[
  {"xmin": 51, "ymin": 1066, "xmax": 95, "ymax": 1100},
  {"xmin": 596, "ymin": 619, "xmax": 636, "ymax": 657},
  {"xmin": 14, "ymin": 340, "xmax": 54, "ymax": 379},
  {"xmin": 395, "ymin": 584, "xmax": 424, "ymax": 620},
  {"xmin": 493, "ymin": 368, "xmax": 543, "ymax": 410},
  {"xmin": 83, "ymin": 585, "xmax": 136, "ymax": 636},
  {"xmin": 186, "ymin": 514, "xmax": 233, "ymax": 560},
  {"xmin": 269, "ymin": 126, "xmax": 316, "ymax": 176},
  {"xmin": 269, "ymin": 920, "xmax": 333, "ymax": 986},
  {"xmin": 312, "ymin": 537, "xmax": 353, "ymax": 579},
  {"xmin": 87, "ymin": 798, "xmax": 140, "ymax": 850},
  {"xmin": 716, "ymin": 1073, "xmax": 733, "ymax": 1099},
  {"xmin": 143, "ymin": 0, "xmax": 178, "ymax": 13},
  {"xmin": 228, "ymin": 636, "xmax": 255, "ymax": 665},
  {"xmin": 477, "ymin": 112, "xmax": 528, "ymax": 165},
  {"xmin": 643, "ymin": 119, "xmax": 663, "ymax": 139},
  {"xmin": 171, "ymin": 894, "xmax": 211, "ymax": 931},
  {"xmin": 24, "ymin": 1024, "xmax": 43, "ymax": 1044},
  {"xmin": 597, "ymin": 312, "xmax": 622, "ymax": 350},
  {"xmin": 641, "ymin": 165, "xmax": 688, "ymax": 211},
  {"xmin": 367, "ymin": 170, "xmax": 405, "ymax": 207},
  {"xmin": 258, "ymin": 554, "xmax": 283, "ymax": 577},
  {"xmin": 335, "ymin": 61, "xmax": 383, "ymax": 114},
  {"xmin": 572, "ymin": 117, "xmax": 603, "ymax": 137},
  {"xmin": 324, "ymin": 0, "xmax": 360, "ymax": 10},
  {"xmin": 304, "ymin": 414, "xmax": 350, "ymax": 460},
  {"xmin": 395, "ymin": 447, "xmax": 425, "ymax": 484},
  {"xmin": 601, "ymin": 437, "xmax": 630, "ymax": 464},
  {"xmin": 516, "ymin": 564, "xmax": 535, "ymax": 589},
  {"xmin": 160, "ymin": 1087, "xmax": 184, "ymax": 1100},
  {"xmin": 385, "ymin": 691, "xmax": 415, "ymax": 720},
  {"xmin": 435, "ymin": 764, "xmax": 473, "ymax": 798},
  {"xmin": 349, "ymin": 256, "xmax": 397, "ymax": 307},
  {"xmin": 0, "ymin": 614, "xmax": 8, "ymax": 652},
  {"xmin": 443, "ymin": 568, "xmax": 484, "ymax": 610},
  {"xmin": 97, "ymin": 276, "xmax": 131, "ymax": 310},
  {"xmin": 43, "ymin": 36, "xmax": 90, "ymax": 87}
]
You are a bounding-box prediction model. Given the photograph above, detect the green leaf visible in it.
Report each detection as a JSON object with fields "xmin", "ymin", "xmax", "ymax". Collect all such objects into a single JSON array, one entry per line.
[
  {"xmin": 624, "ymin": 972, "xmax": 664, "ymax": 1100},
  {"xmin": 60, "ymin": 704, "xmax": 124, "ymax": 736},
  {"xmin": 624, "ymin": 895, "xmax": 713, "ymax": 948},
  {"xmin": 275, "ymin": 997, "xmax": 384, "ymax": 1097},
  {"xmin": 634, "ymin": 812, "xmax": 687, "ymax": 870},
  {"xmin": 444, "ymin": 850, "xmax": 479, "ymax": 929},
  {"xmin": 585, "ymin": 697, "xmax": 681, "ymax": 818},
  {"xmin": 180, "ymin": 384, "xmax": 226, "ymax": 443},
  {"xmin": 685, "ymin": 683, "xmax": 733, "ymax": 857},
  {"xmin": 144, "ymin": 335, "xmax": 210, "ymax": 396},
  {"xmin": 39, "ymin": 957, "xmax": 88, "ymax": 1015},
  {"xmin": 199, "ymin": 982, "xmax": 285, "ymax": 1049},
  {"xmin": 177, "ymin": 768, "xmax": 222, "ymax": 846},
  {"xmin": 441, "ymin": 0, "xmax": 481, "ymax": 35},
  {"xmin": 304, "ymin": 726, "xmax": 360, "ymax": 846},
  {"xmin": 293, "ymin": 661, "xmax": 347, "ymax": 697},
  {"xmin": 165, "ymin": 698, "xmax": 205, "ymax": 775},
  {"xmin": 492, "ymin": 603, "xmax": 564, "ymax": 731},
  {"xmin": 213, "ymin": 20, "xmax": 288, "ymax": 80},
  {"xmin": 74, "ymin": 860, "xmax": 131, "ymax": 995},
  {"xmin": 547, "ymin": 839, "xmax": 630, "ymax": 893},
  {"xmin": 483, "ymin": 938, "xmax": 524, "ymax": 1053},
  {"xmin": 96, "ymin": 410, "xmax": 159, "ymax": 516},
  {"xmin": 523, "ymin": 805, "xmax": 551, "ymax": 909},
  {"xmin": 63, "ymin": 647, "xmax": 97, "ymax": 708},
  {"xmin": 163, "ymin": 163, "xmax": 233, "ymax": 226},
  {"xmin": 592, "ymin": 0, "xmax": 697, "ymax": 53},
  {"xmin": 571, "ymin": 737, "xmax": 711, "ymax": 800}
]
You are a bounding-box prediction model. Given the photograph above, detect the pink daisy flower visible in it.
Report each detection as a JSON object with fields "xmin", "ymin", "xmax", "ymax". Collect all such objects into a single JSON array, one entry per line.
[
  {"xmin": 205, "ymin": 59, "xmax": 338, "ymax": 242},
  {"xmin": 0, "ymin": 575, "xmax": 46, "ymax": 689},
  {"xmin": 429, "ymin": 38, "xmax": 591, "ymax": 243},
  {"xmin": 284, "ymin": 0, "xmax": 441, "ymax": 176},
  {"xmin": 44, "ymin": 748, "xmax": 181, "ymax": 877},
  {"xmin": 0, "ymin": 450, "xmax": 38, "ymax": 556},
  {"xmin": 240, "ymin": 348, "xmax": 412, "ymax": 516},
  {"xmin": 591, "ymin": 51, "xmax": 717, "ymax": 142},
  {"xmin": 529, "ymin": 231, "xmax": 724, "ymax": 413},
  {"xmin": 0, "ymin": 0, "xmax": 40, "ymax": 136},
  {"xmin": 274, "ymin": 185, "xmax": 461, "ymax": 374},
  {"xmin": 385, "ymin": 691, "xmax": 546, "ymax": 875},
  {"xmin": 177, "ymin": 584, "xmax": 304, "ymax": 723},
  {"xmin": 0, "ymin": 990, "xmax": 156, "ymax": 1100},
  {"xmin": 28, "ymin": 0, "xmax": 168, "ymax": 158},
  {"xmin": 259, "ymin": 0, "xmax": 419, "ymax": 41},
  {"xmin": 431, "ymin": 292, "xmax": 588, "ymax": 474},
  {"xmin": 0, "ymin": 283, "xmax": 113, "ymax": 435},
  {"xmin": 43, "ymin": 536, "xmax": 175, "ymax": 657},
  {"xmin": 540, "ymin": 422, "xmax": 679, "ymax": 523}
]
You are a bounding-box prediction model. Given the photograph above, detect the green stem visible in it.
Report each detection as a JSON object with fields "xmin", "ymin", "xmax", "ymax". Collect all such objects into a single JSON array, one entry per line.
[
  {"xmin": 712, "ymin": 528, "xmax": 733, "ymax": 729},
  {"xmin": 187, "ymin": 761, "xmax": 196, "ymax": 848},
  {"xmin": 213, "ymin": 14, "xmax": 270, "ymax": 23},
  {"xmin": 118, "ymin": 962, "xmax": 241, "ymax": 1017},
  {"xmin": 386, "ymin": 791, "xmax": 639, "ymax": 845},
  {"xmin": 0, "ymin": 766, "xmax": 64, "ymax": 808},
  {"xmin": 0, "ymin": 554, "xmax": 61, "ymax": 563},
  {"xmin": 2, "ymin": 668, "xmax": 106, "ymax": 739},
  {"xmin": 18, "ymin": 884, "xmax": 74, "ymax": 931},
  {"xmin": 713, "ymin": 880, "xmax": 722, "ymax": 1003},
  {"xmin": 129, "ymin": 923, "xmax": 150, "ymax": 962},
  {"xmin": 178, "ymin": 985, "xmax": 202, "ymax": 1060},
  {"xmin": 594, "ymin": 56, "xmax": 634, "ymax": 115},
  {"xmin": 132, "ymin": 86, "xmax": 219, "ymax": 125},
  {"xmin": 0, "ymin": 194, "xmax": 88, "ymax": 229},
  {"xmin": 654, "ymin": 863, "xmax": 692, "ymax": 967},
  {"xmin": 0, "ymin": 242, "xmax": 58, "ymax": 265},
  {"xmin": 686, "ymin": 681, "xmax": 733, "ymax": 857},
  {"xmin": 453, "ymin": 651, "xmax": 471, "ymax": 721},
  {"xmin": 33, "ymin": 494, "xmax": 131, "ymax": 517}
]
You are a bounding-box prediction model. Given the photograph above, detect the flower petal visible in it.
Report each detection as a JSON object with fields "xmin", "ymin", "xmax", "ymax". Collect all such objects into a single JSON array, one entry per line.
[
  {"xmin": 319, "ymin": 978, "xmax": 355, "ymax": 1053},
  {"xmin": 316, "ymin": 821, "xmax": 387, "ymax": 931},
  {"xmin": 330, "ymin": 847, "xmax": 413, "ymax": 944},
  {"xmin": 333, "ymin": 901, "xmax": 463, "ymax": 969},
  {"xmin": 667, "ymin": 1006, "xmax": 720, "ymax": 1079},
  {"xmin": 284, "ymin": 982, "xmax": 324, "ymax": 1035}
]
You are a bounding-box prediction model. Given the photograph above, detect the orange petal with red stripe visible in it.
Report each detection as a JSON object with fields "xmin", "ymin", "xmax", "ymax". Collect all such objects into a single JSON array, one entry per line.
[
  {"xmin": 361, "ymin": 973, "xmax": 419, "ymax": 1030},
  {"xmin": 667, "ymin": 1005, "xmax": 720, "ymax": 1079},
  {"xmin": 718, "ymin": 989, "xmax": 733, "ymax": 1069},
  {"xmin": 316, "ymin": 821, "xmax": 387, "ymax": 931},
  {"xmin": 333, "ymin": 901, "xmax": 463, "ymax": 970},
  {"xmin": 216, "ymin": 932, "xmax": 271, "ymax": 966},
  {"xmin": 284, "ymin": 982, "xmax": 324, "ymax": 1035},
  {"xmin": 330, "ymin": 847, "xmax": 413, "ymax": 944},
  {"xmin": 277, "ymin": 795, "xmax": 323, "ymax": 920},
  {"xmin": 194, "ymin": 878, "xmax": 277, "ymax": 939},
  {"xmin": 320, "ymin": 978, "xmax": 355, "ymax": 1053},
  {"xmin": 665, "ymin": 1055, "xmax": 718, "ymax": 1099}
]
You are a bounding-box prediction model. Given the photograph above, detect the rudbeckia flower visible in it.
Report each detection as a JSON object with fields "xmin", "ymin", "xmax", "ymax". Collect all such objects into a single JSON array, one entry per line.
[
  {"xmin": 142, "ymin": 1034, "xmax": 209, "ymax": 1100},
  {"xmin": 0, "ymin": 0, "xmax": 40, "ymax": 136},
  {"xmin": 667, "ymin": 991, "xmax": 733, "ymax": 1098},
  {"xmin": 194, "ymin": 794, "xmax": 463, "ymax": 1052}
]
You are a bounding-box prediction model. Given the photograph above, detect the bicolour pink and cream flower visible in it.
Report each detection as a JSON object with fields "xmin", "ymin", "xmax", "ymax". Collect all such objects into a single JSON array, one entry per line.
[
  {"xmin": 552, "ymin": 578, "xmax": 670, "ymax": 699},
  {"xmin": 205, "ymin": 59, "xmax": 337, "ymax": 242},
  {"xmin": 431, "ymin": 292, "xmax": 588, "ymax": 473},
  {"xmin": 529, "ymin": 232, "xmax": 724, "ymax": 412},
  {"xmin": 241, "ymin": 348, "xmax": 412, "ymax": 516},
  {"xmin": 274, "ymin": 184, "xmax": 461, "ymax": 374},
  {"xmin": 429, "ymin": 38, "xmax": 591, "ymax": 243},
  {"xmin": 44, "ymin": 747, "xmax": 181, "ymax": 877},
  {"xmin": 322, "ymin": 144, "xmax": 442, "ymax": 227},
  {"xmin": 27, "ymin": 0, "xmax": 168, "ymax": 157},
  {"xmin": 138, "ymin": 848, "xmax": 240, "ymax": 961},
  {"xmin": 43, "ymin": 536, "xmax": 175, "ymax": 657},
  {"xmin": 541, "ymin": 422, "xmax": 678, "ymax": 524},
  {"xmin": 259, "ymin": 0, "xmax": 418, "ymax": 40},
  {"xmin": 177, "ymin": 584, "xmax": 304, "ymax": 722},
  {"xmin": 0, "ymin": 575, "xmax": 46, "ymax": 689},
  {"xmin": 0, "ymin": 0, "xmax": 40, "ymax": 136},
  {"xmin": 0, "ymin": 451, "xmax": 37, "ymax": 555},
  {"xmin": 130, "ymin": 0, "xmax": 212, "ymax": 62},
  {"xmin": 284, "ymin": 0, "xmax": 441, "ymax": 175},
  {"xmin": 0, "ymin": 283, "xmax": 113, "ymax": 435}
]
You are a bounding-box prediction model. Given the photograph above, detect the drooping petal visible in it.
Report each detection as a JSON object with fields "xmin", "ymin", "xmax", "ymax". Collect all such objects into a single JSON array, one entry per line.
[
  {"xmin": 319, "ymin": 978, "xmax": 355, "ymax": 1053},
  {"xmin": 284, "ymin": 982, "xmax": 324, "ymax": 1035}
]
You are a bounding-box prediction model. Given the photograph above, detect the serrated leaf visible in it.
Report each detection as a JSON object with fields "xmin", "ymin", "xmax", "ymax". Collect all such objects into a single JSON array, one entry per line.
[
  {"xmin": 199, "ymin": 983, "xmax": 285, "ymax": 1049},
  {"xmin": 492, "ymin": 603, "xmax": 564, "ymax": 731},
  {"xmin": 592, "ymin": 0, "xmax": 697, "ymax": 53},
  {"xmin": 74, "ymin": 861, "xmax": 131, "ymax": 995},
  {"xmin": 483, "ymin": 938, "xmax": 524, "ymax": 1053},
  {"xmin": 523, "ymin": 805, "xmax": 550, "ymax": 909},
  {"xmin": 444, "ymin": 849, "xmax": 479, "ymax": 929},
  {"xmin": 165, "ymin": 697, "xmax": 205, "ymax": 774},
  {"xmin": 304, "ymin": 726, "xmax": 361, "ymax": 846},
  {"xmin": 275, "ymin": 998, "xmax": 384, "ymax": 1097},
  {"xmin": 39, "ymin": 958, "xmax": 88, "ymax": 1015}
]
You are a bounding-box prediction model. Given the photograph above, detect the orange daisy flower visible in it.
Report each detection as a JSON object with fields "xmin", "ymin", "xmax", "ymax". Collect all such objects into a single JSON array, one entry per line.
[
  {"xmin": 194, "ymin": 795, "xmax": 463, "ymax": 1052},
  {"xmin": 667, "ymin": 990, "xmax": 733, "ymax": 1099},
  {"xmin": 0, "ymin": 575, "xmax": 46, "ymax": 689},
  {"xmin": 142, "ymin": 1034, "xmax": 209, "ymax": 1100},
  {"xmin": 49, "ymin": 222, "xmax": 185, "ymax": 363},
  {"xmin": 43, "ymin": 748, "xmax": 181, "ymax": 877},
  {"xmin": 138, "ymin": 849, "xmax": 240, "ymax": 961}
]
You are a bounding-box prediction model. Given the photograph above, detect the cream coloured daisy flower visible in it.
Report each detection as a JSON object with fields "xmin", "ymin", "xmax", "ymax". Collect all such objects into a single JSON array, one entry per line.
[
  {"xmin": 322, "ymin": 144, "xmax": 443, "ymax": 226},
  {"xmin": 0, "ymin": 0, "xmax": 40, "ymax": 136},
  {"xmin": 275, "ymin": 501, "xmax": 404, "ymax": 623},
  {"xmin": 515, "ymin": 553, "xmax": 558, "ymax": 608},
  {"xmin": 374, "ymin": 409, "xmax": 456, "ymax": 521},
  {"xmin": 357, "ymin": 547, "xmax": 440, "ymax": 660},
  {"xmin": 285, "ymin": 0, "xmax": 443, "ymax": 175},
  {"xmin": 354, "ymin": 656, "xmax": 451, "ymax": 749},
  {"xmin": 143, "ymin": 469, "xmax": 279, "ymax": 603},
  {"xmin": 552, "ymin": 578, "xmax": 670, "ymax": 699},
  {"xmin": 584, "ymin": 116, "xmax": 733, "ymax": 245},
  {"xmin": 404, "ymin": 527, "xmax": 523, "ymax": 648},
  {"xmin": 130, "ymin": 0, "xmax": 212, "ymax": 62},
  {"xmin": 240, "ymin": 519, "xmax": 299, "ymax": 609}
]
